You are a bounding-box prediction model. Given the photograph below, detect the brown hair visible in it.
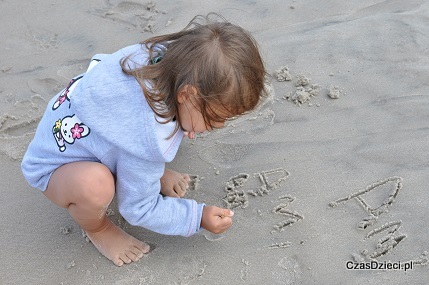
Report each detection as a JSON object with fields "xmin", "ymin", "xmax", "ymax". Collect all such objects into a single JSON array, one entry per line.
[{"xmin": 121, "ymin": 13, "xmax": 267, "ymax": 136}]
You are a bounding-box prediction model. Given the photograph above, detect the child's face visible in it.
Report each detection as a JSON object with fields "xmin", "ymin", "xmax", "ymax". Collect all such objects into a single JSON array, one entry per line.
[{"xmin": 178, "ymin": 98, "xmax": 225, "ymax": 139}]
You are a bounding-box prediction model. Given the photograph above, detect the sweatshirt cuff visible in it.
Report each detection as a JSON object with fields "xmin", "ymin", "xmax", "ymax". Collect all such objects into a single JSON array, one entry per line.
[{"xmin": 195, "ymin": 203, "xmax": 206, "ymax": 233}]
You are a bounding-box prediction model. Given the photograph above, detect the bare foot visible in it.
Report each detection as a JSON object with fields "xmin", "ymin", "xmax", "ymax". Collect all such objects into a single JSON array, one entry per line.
[
  {"xmin": 160, "ymin": 169, "xmax": 190, "ymax": 198},
  {"xmin": 86, "ymin": 218, "xmax": 150, "ymax": 266}
]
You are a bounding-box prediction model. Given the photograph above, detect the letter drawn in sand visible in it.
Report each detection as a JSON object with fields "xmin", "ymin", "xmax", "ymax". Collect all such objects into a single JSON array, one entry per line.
[
  {"xmin": 329, "ymin": 176, "xmax": 403, "ymax": 229},
  {"xmin": 188, "ymin": 175, "xmax": 200, "ymax": 191},
  {"xmin": 330, "ymin": 177, "xmax": 428, "ymax": 267},
  {"xmin": 223, "ymin": 173, "xmax": 250, "ymax": 209},
  {"xmin": 272, "ymin": 196, "xmax": 304, "ymax": 232},
  {"xmin": 247, "ymin": 168, "xmax": 290, "ymax": 197},
  {"xmin": 222, "ymin": 169, "xmax": 291, "ymax": 209},
  {"xmin": 225, "ymin": 173, "xmax": 249, "ymax": 191},
  {"xmin": 363, "ymin": 221, "xmax": 406, "ymax": 259},
  {"xmin": 257, "ymin": 168, "xmax": 290, "ymax": 192},
  {"xmin": 267, "ymin": 242, "xmax": 292, "ymax": 249}
]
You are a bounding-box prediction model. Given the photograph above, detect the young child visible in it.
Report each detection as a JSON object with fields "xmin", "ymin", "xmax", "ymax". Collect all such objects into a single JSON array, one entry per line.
[{"xmin": 21, "ymin": 14, "xmax": 266, "ymax": 267}]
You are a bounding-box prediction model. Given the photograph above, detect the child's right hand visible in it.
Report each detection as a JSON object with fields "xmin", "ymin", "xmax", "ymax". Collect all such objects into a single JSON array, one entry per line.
[{"xmin": 201, "ymin": 206, "xmax": 234, "ymax": 234}]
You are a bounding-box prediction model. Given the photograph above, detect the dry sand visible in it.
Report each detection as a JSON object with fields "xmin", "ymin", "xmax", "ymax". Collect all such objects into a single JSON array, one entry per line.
[{"xmin": 1, "ymin": 0, "xmax": 429, "ymax": 284}]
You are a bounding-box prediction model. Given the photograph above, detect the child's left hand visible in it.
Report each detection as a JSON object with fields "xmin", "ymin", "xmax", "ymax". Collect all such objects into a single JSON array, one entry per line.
[{"xmin": 160, "ymin": 169, "xmax": 190, "ymax": 198}]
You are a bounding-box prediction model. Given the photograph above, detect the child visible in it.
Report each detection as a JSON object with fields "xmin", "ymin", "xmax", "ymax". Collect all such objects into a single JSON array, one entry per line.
[{"xmin": 21, "ymin": 14, "xmax": 266, "ymax": 267}]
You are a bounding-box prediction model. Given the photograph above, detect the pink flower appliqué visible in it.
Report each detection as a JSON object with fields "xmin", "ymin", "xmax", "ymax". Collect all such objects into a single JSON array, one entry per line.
[{"xmin": 71, "ymin": 123, "xmax": 84, "ymax": 139}]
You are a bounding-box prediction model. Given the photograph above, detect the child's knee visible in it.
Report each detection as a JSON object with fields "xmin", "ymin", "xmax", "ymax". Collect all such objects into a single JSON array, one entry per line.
[{"xmin": 81, "ymin": 163, "xmax": 115, "ymax": 207}]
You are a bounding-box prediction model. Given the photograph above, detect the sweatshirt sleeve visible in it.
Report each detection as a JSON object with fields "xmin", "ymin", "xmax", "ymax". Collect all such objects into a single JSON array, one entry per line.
[{"xmin": 112, "ymin": 150, "xmax": 205, "ymax": 237}]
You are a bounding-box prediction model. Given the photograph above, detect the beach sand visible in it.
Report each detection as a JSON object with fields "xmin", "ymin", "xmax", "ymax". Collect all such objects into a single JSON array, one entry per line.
[{"xmin": 1, "ymin": 0, "xmax": 428, "ymax": 284}]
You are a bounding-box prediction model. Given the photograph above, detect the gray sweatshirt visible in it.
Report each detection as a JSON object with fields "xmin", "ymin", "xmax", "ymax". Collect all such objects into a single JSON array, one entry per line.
[{"xmin": 21, "ymin": 44, "xmax": 204, "ymax": 237}]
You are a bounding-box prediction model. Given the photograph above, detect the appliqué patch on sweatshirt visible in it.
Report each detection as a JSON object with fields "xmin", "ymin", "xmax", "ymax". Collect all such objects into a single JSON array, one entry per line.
[
  {"xmin": 53, "ymin": 114, "xmax": 90, "ymax": 152},
  {"xmin": 52, "ymin": 75, "xmax": 84, "ymax": 110}
]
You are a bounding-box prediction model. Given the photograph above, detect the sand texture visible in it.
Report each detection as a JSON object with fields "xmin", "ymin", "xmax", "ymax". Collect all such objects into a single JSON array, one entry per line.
[{"xmin": 1, "ymin": 0, "xmax": 428, "ymax": 284}]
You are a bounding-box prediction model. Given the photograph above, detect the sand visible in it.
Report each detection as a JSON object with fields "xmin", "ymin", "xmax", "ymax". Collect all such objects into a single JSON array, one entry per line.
[{"xmin": 1, "ymin": 0, "xmax": 429, "ymax": 284}]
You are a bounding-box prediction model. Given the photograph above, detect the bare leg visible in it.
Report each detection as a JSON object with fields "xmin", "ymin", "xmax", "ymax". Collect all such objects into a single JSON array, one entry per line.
[{"xmin": 44, "ymin": 161, "xmax": 150, "ymax": 266}]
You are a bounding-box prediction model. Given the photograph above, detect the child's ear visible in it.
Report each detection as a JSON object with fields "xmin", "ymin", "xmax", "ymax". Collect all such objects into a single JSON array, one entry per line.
[{"xmin": 177, "ymin": 85, "xmax": 198, "ymax": 104}]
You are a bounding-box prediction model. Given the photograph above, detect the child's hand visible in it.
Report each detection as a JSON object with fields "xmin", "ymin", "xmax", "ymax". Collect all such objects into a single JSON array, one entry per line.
[
  {"xmin": 201, "ymin": 206, "xmax": 234, "ymax": 234},
  {"xmin": 160, "ymin": 169, "xmax": 190, "ymax": 198}
]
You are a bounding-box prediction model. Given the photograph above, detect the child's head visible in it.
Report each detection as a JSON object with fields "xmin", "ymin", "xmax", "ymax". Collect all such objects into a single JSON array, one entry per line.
[{"xmin": 122, "ymin": 13, "xmax": 267, "ymax": 137}]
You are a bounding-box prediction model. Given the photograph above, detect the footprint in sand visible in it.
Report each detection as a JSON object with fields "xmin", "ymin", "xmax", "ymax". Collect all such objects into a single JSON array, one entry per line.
[
  {"xmin": 198, "ymin": 143, "xmax": 253, "ymax": 169},
  {"xmin": 0, "ymin": 95, "xmax": 47, "ymax": 160},
  {"xmin": 271, "ymin": 256, "xmax": 302, "ymax": 285},
  {"xmin": 240, "ymin": 259, "xmax": 250, "ymax": 281},
  {"xmin": 25, "ymin": 27, "xmax": 58, "ymax": 52},
  {"xmin": 90, "ymin": 0, "xmax": 167, "ymax": 33},
  {"xmin": 27, "ymin": 77, "xmax": 64, "ymax": 96},
  {"xmin": 199, "ymin": 82, "xmax": 275, "ymax": 142},
  {"xmin": 56, "ymin": 60, "xmax": 88, "ymax": 80},
  {"xmin": 171, "ymin": 256, "xmax": 207, "ymax": 284}
]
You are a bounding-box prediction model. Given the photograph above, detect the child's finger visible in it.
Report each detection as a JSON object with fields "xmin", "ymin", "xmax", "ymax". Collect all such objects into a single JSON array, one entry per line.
[
  {"xmin": 220, "ymin": 215, "xmax": 233, "ymax": 231},
  {"xmin": 173, "ymin": 185, "xmax": 186, "ymax": 197},
  {"xmin": 178, "ymin": 180, "xmax": 188, "ymax": 191},
  {"xmin": 219, "ymin": 209, "xmax": 234, "ymax": 218},
  {"xmin": 220, "ymin": 209, "xmax": 234, "ymax": 230},
  {"xmin": 182, "ymin": 173, "xmax": 191, "ymax": 183},
  {"xmin": 164, "ymin": 189, "xmax": 180, "ymax": 198}
]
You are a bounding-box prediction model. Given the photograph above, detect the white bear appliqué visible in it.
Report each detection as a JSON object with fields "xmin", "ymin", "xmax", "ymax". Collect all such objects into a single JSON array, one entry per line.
[{"xmin": 53, "ymin": 115, "xmax": 90, "ymax": 152}]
